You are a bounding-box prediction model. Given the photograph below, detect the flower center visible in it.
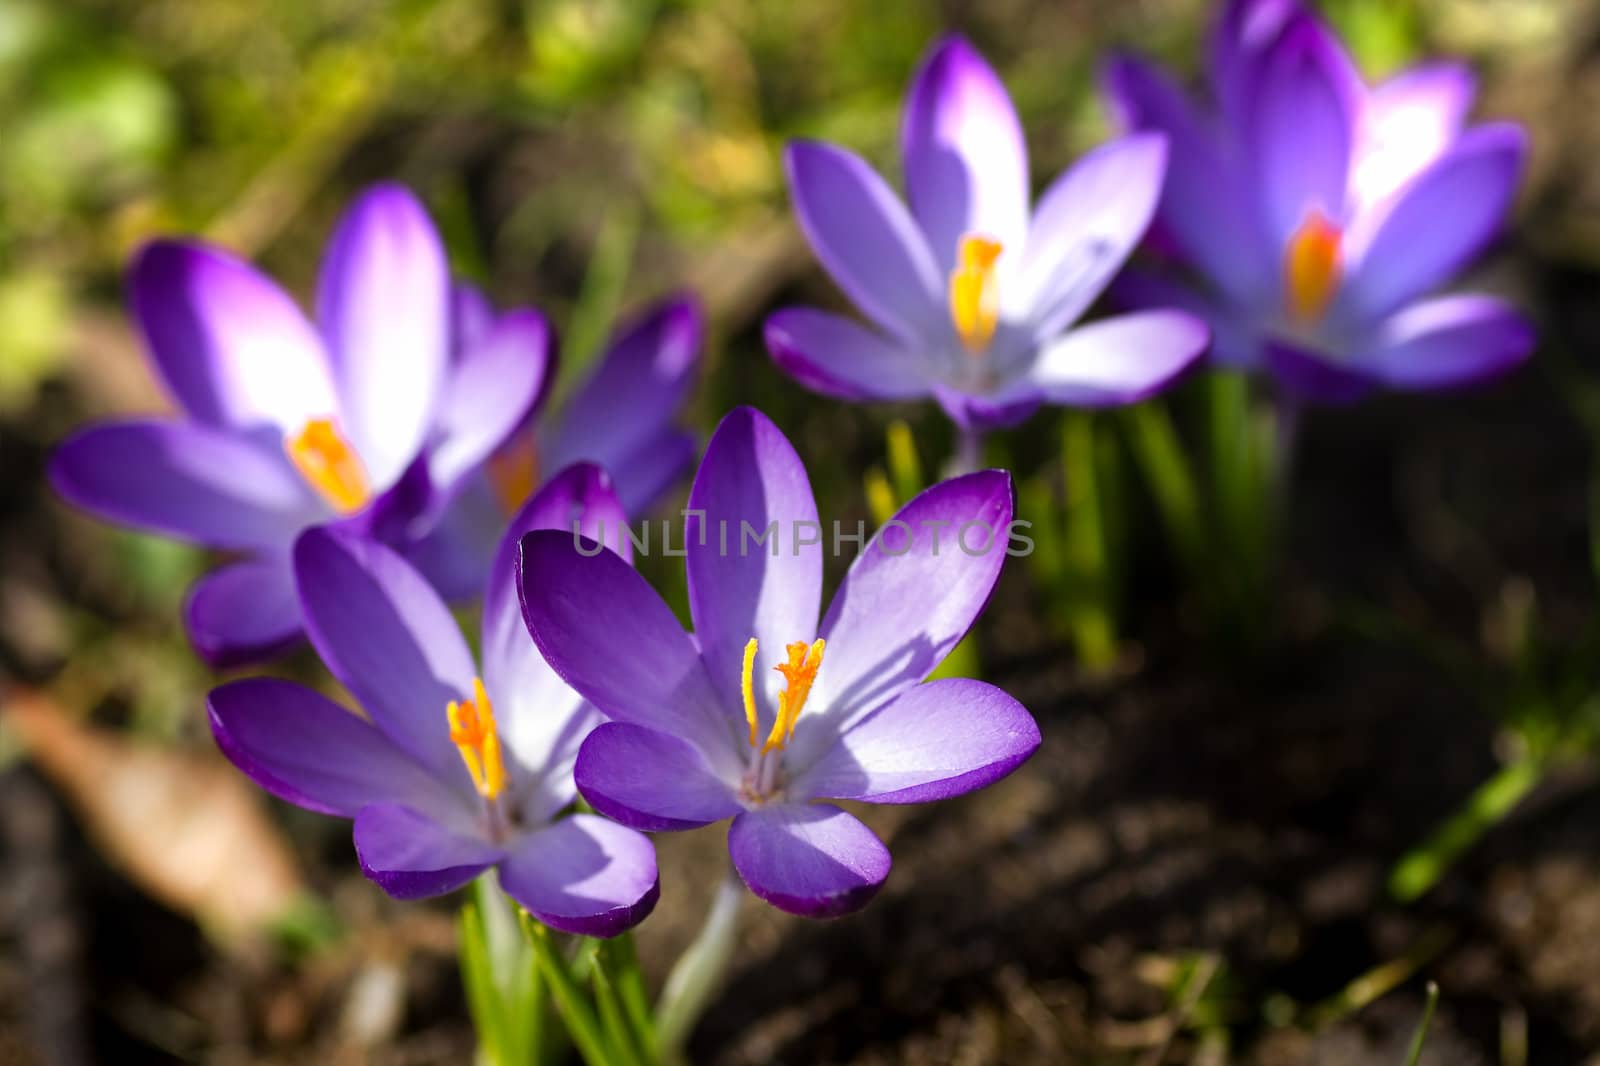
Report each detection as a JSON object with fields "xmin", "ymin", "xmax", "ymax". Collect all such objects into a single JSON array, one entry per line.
[
  {"xmin": 1284, "ymin": 209, "xmax": 1344, "ymax": 325},
  {"xmin": 741, "ymin": 636, "xmax": 825, "ymax": 756},
  {"xmin": 285, "ymin": 417, "xmax": 370, "ymax": 515},
  {"xmin": 487, "ymin": 432, "xmax": 540, "ymax": 515},
  {"xmin": 949, "ymin": 234, "xmax": 1004, "ymax": 354},
  {"xmin": 447, "ymin": 677, "xmax": 507, "ymax": 802}
]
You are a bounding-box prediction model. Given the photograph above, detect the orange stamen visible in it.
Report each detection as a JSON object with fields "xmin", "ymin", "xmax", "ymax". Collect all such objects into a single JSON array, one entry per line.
[
  {"xmin": 487, "ymin": 433, "xmax": 540, "ymax": 515},
  {"xmin": 949, "ymin": 234, "xmax": 1004, "ymax": 354},
  {"xmin": 1284, "ymin": 209, "xmax": 1344, "ymax": 324},
  {"xmin": 740, "ymin": 637, "xmax": 826, "ymax": 755},
  {"xmin": 447, "ymin": 678, "xmax": 506, "ymax": 800},
  {"xmin": 285, "ymin": 418, "xmax": 370, "ymax": 515}
]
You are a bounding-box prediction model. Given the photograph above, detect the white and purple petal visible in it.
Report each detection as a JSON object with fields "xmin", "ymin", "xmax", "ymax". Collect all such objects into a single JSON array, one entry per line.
[
  {"xmin": 209, "ymin": 678, "xmax": 462, "ymax": 819},
  {"xmin": 793, "ymin": 679, "xmax": 1038, "ymax": 804},
  {"xmin": 130, "ymin": 241, "xmax": 336, "ymax": 432},
  {"xmin": 728, "ymin": 803, "xmax": 891, "ymax": 918},
  {"xmin": 517, "ymin": 530, "xmax": 740, "ymax": 770},
  {"xmin": 49, "ymin": 419, "xmax": 321, "ymax": 550},
  {"xmin": 784, "ymin": 140, "xmax": 944, "ymax": 344},
  {"xmin": 184, "ymin": 556, "xmax": 304, "ymax": 667},
  {"xmin": 900, "ymin": 35, "xmax": 1030, "ymax": 270},
  {"xmin": 1341, "ymin": 124, "xmax": 1526, "ymax": 319},
  {"xmin": 484, "ymin": 464, "xmax": 629, "ymax": 816},
  {"xmin": 764, "ymin": 308, "xmax": 933, "ymax": 402},
  {"xmin": 428, "ymin": 308, "xmax": 551, "ymax": 493},
  {"xmin": 1350, "ymin": 62, "xmax": 1477, "ymax": 218},
  {"xmin": 686, "ymin": 407, "xmax": 823, "ymax": 727},
  {"xmin": 293, "ymin": 527, "xmax": 479, "ymax": 789},
  {"xmin": 498, "ymin": 813, "xmax": 660, "ymax": 937},
  {"xmin": 574, "ymin": 723, "xmax": 743, "ymax": 831},
  {"xmin": 1247, "ymin": 16, "xmax": 1357, "ymax": 245},
  {"xmin": 1015, "ymin": 310, "xmax": 1208, "ymax": 407},
  {"xmin": 353, "ymin": 803, "xmax": 504, "ymax": 899},
  {"xmin": 795, "ymin": 470, "xmax": 1013, "ymax": 765},
  {"xmin": 1101, "ymin": 55, "xmax": 1274, "ymax": 305},
  {"xmin": 1354, "ymin": 294, "xmax": 1534, "ymax": 391},
  {"xmin": 543, "ymin": 297, "xmax": 702, "ymax": 481},
  {"xmin": 316, "ymin": 183, "xmax": 451, "ymax": 489},
  {"xmin": 1019, "ymin": 132, "xmax": 1169, "ymax": 339}
]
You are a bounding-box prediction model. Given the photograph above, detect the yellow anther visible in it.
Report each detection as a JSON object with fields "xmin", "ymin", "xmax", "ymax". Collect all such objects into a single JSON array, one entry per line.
[
  {"xmin": 949, "ymin": 234, "xmax": 1004, "ymax": 354},
  {"xmin": 487, "ymin": 433, "xmax": 540, "ymax": 515},
  {"xmin": 285, "ymin": 417, "xmax": 370, "ymax": 515},
  {"xmin": 447, "ymin": 677, "xmax": 506, "ymax": 801},
  {"xmin": 740, "ymin": 637, "xmax": 826, "ymax": 755},
  {"xmin": 1284, "ymin": 209, "xmax": 1344, "ymax": 324},
  {"xmin": 741, "ymin": 638, "xmax": 760, "ymax": 748}
]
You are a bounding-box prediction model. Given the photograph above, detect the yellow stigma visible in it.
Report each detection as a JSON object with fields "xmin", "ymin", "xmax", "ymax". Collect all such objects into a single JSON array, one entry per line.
[
  {"xmin": 487, "ymin": 433, "xmax": 540, "ymax": 515},
  {"xmin": 1284, "ymin": 209, "xmax": 1344, "ymax": 324},
  {"xmin": 949, "ymin": 234, "xmax": 1003, "ymax": 354},
  {"xmin": 740, "ymin": 637, "xmax": 826, "ymax": 755},
  {"xmin": 285, "ymin": 418, "xmax": 370, "ymax": 515},
  {"xmin": 447, "ymin": 678, "xmax": 506, "ymax": 801}
]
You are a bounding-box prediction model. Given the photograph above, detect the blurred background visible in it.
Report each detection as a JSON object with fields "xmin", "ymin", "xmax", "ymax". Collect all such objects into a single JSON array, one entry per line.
[{"xmin": 4, "ymin": 0, "xmax": 1600, "ymax": 1062}]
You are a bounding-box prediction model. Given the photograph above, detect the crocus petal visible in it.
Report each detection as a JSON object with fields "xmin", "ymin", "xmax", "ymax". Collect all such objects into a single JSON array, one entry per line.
[
  {"xmin": 316, "ymin": 183, "xmax": 450, "ymax": 489},
  {"xmin": 1208, "ymin": 0, "xmax": 1300, "ymax": 128},
  {"xmin": 901, "ymin": 35, "xmax": 1029, "ymax": 270},
  {"xmin": 796, "ymin": 471, "xmax": 1012, "ymax": 765},
  {"xmin": 498, "ymin": 814, "xmax": 660, "ymax": 937},
  {"xmin": 1351, "ymin": 62, "xmax": 1477, "ymax": 217},
  {"xmin": 1342, "ymin": 124, "xmax": 1526, "ymax": 319},
  {"xmin": 687, "ymin": 407, "xmax": 823, "ymax": 726},
  {"xmin": 429, "ymin": 309, "xmax": 551, "ymax": 492},
  {"xmin": 1109, "ymin": 269, "xmax": 1263, "ymax": 369},
  {"xmin": 1019, "ymin": 310, "xmax": 1207, "ymax": 406},
  {"xmin": 1249, "ymin": 17, "xmax": 1357, "ymax": 244},
  {"xmin": 184, "ymin": 556, "xmax": 303, "ymax": 667},
  {"xmin": 293, "ymin": 527, "xmax": 479, "ymax": 789},
  {"xmin": 574, "ymin": 723, "xmax": 743, "ymax": 832},
  {"xmin": 784, "ymin": 140, "xmax": 944, "ymax": 343},
  {"xmin": 517, "ymin": 530, "xmax": 740, "ymax": 770},
  {"xmin": 49, "ymin": 419, "xmax": 321, "ymax": 550},
  {"xmin": 484, "ymin": 464, "xmax": 629, "ymax": 817},
  {"xmin": 793, "ymin": 679, "xmax": 1039, "ymax": 804},
  {"xmin": 605, "ymin": 431, "xmax": 698, "ymax": 517},
  {"xmin": 764, "ymin": 307, "xmax": 933, "ymax": 402},
  {"xmin": 728, "ymin": 803, "xmax": 891, "ymax": 918},
  {"xmin": 130, "ymin": 241, "xmax": 336, "ymax": 431},
  {"xmin": 1020, "ymin": 132, "xmax": 1168, "ymax": 339},
  {"xmin": 353, "ymin": 803, "xmax": 504, "ymax": 900},
  {"xmin": 451, "ymin": 282, "xmax": 496, "ymax": 356},
  {"xmin": 543, "ymin": 297, "xmax": 701, "ymax": 479},
  {"xmin": 400, "ymin": 476, "xmax": 503, "ymax": 602},
  {"xmin": 931, "ymin": 386, "xmax": 1043, "ymax": 434},
  {"xmin": 1355, "ymin": 294, "xmax": 1534, "ymax": 390},
  {"xmin": 209, "ymin": 678, "xmax": 462, "ymax": 819},
  {"xmin": 1265, "ymin": 340, "xmax": 1374, "ymax": 404},
  {"xmin": 1101, "ymin": 55, "xmax": 1274, "ymax": 304}
]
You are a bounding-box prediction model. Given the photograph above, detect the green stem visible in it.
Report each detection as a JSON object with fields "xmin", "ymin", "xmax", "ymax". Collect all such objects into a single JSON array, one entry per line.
[
  {"xmin": 520, "ymin": 913, "xmax": 619, "ymax": 1066},
  {"xmin": 1403, "ymin": 983, "xmax": 1440, "ymax": 1066},
  {"xmin": 655, "ymin": 871, "xmax": 745, "ymax": 1062},
  {"xmin": 1119, "ymin": 400, "xmax": 1206, "ymax": 577},
  {"xmin": 608, "ymin": 936, "xmax": 655, "ymax": 1061},
  {"xmin": 1061, "ymin": 412, "xmax": 1117, "ymax": 671},
  {"xmin": 1388, "ymin": 755, "xmax": 1545, "ymax": 902}
]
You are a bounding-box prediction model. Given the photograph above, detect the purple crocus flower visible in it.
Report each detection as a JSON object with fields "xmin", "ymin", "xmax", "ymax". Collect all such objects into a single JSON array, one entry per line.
[
  {"xmin": 765, "ymin": 35, "xmax": 1209, "ymax": 432},
  {"xmin": 518, "ymin": 407, "xmax": 1040, "ymax": 917},
  {"xmin": 49, "ymin": 184, "xmax": 549, "ymax": 665},
  {"xmin": 208, "ymin": 464, "xmax": 659, "ymax": 935},
  {"xmin": 414, "ymin": 290, "xmax": 704, "ymax": 599},
  {"xmin": 1105, "ymin": 0, "xmax": 1534, "ymax": 401}
]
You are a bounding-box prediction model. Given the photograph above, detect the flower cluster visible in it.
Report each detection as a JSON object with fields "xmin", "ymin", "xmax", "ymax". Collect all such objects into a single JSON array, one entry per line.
[{"xmin": 48, "ymin": 0, "xmax": 1530, "ymax": 987}]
